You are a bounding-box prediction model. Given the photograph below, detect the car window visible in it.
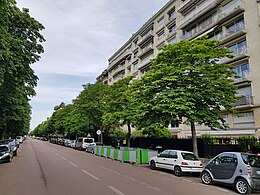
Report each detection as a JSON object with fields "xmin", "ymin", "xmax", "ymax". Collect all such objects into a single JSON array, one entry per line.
[
  {"xmin": 243, "ymin": 154, "xmax": 260, "ymax": 168},
  {"xmin": 84, "ymin": 139, "xmax": 94, "ymax": 143},
  {"xmin": 215, "ymin": 153, "xmax": 237, "ymax": 165},
  {"xmin": 78, "ymin": 138, "xmax": 83, "ymax": 142},
  {"xmin": 159, "ymin": 150, "xmax": 169, "ymax": 158},
  {"xmin": 181, "ymin": 152, "xmax": 198, "ymax": 160},
  {"xmin": 168, "ymin": 151, "xmax": 177, "ymax": 158},
  {"xmin": 0, "ymin": 146, "xmax": 8, "ymax": 152}
]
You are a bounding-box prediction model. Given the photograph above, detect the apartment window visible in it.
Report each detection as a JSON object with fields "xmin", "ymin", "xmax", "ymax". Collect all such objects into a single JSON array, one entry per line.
[
  {"xmin": 127, "ymin": 66, "xmax": 131, "ymax": 73},
  {"xmin": 228, "ymin": 40, "xmax": 247, "ymax": 55},
  {"xmin": 168, "ymin": 8, "xmax": 176, "ymax": 19},
  {"xmin": 133, "ymin": 63, "xmax": 138, "ymax": 71},
  {"xmin": 133, "ymin": 51, "xmax": 138, "ymax": 59},
  {"xmin": 158, "ymin": 32, "xmax": 165, "ymax": 40},
  {"xmin": 237, "ymin": 86, "xmax": 251, "ymax": 97},
  {"xmin": 168, "ymin": 36, "xmax": 176, "ymax": 44},
  {"xmin": 233, "ymin": 63, "xmax": 249, "ymax": 78},
  {"xmin": 168, "ymin": 24, "xmax": 176, "ymax": 33},
  {"xmin": 227, "ymin": 19, "xmax": 244, "ymax": 34},
  {"xmin": 157, "ymin": 17, "xmax": 164, "ymax": 28}
]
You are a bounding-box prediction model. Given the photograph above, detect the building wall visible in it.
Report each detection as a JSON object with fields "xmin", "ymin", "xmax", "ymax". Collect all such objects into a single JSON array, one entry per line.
[{"xmin": 98, "ymin": 0, "xmax": 260, "ymax": 138}]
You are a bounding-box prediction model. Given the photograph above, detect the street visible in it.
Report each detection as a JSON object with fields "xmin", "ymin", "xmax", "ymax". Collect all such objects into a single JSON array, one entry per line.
[{"xmin": 0, "ymin": 138, "xmax": 239, "ymax": 195}]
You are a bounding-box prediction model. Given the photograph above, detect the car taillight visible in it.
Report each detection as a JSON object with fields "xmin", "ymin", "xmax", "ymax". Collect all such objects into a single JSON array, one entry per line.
[
  {"xmin": 200, "ymin": 163, "xmax": 203, "ymax": 167},
  {"xmin": 247, "ymin": 165, "xmax": 252, "ymax": 175},
  {"xmin": 181, "ymin": 162, "xmax": 188, "ymax": 166}
]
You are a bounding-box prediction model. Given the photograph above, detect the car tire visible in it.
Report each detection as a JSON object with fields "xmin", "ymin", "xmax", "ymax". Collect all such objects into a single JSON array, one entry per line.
[
  {"xmin": 201, "ymin": 171, "xmax": 212, "ymax": 185},
  {"xmin": 8, "ymin": 156, "xmax": 12, "ymax": 163},
  {"xmin": 150, "ymin": 160, "xmax": 156, "ymax": 170},
  {"xmin": 174, "ymin": 166, "xmax": 182, "ymax": 177},
  {"xmin": 235, "ymin": 178, "xmax": 252, "ymax": 195},
  {"xmin": 91, "ymin": 149, "xmax": 94, "ymax": 154}
]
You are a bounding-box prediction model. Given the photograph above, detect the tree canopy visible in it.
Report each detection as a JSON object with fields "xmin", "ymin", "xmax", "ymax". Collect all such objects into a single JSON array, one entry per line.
[{"xmin": 0, "ymin": 0, "xmax": 45, "ymax": 138}]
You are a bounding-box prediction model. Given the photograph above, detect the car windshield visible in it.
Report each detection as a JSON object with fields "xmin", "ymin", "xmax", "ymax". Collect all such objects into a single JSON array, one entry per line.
[
  {"xmin": 242, "ymin": 154, "xmax": 260, "ymax": 168},
  {"xmin": 0, "ymin": 146, "xmax": 8, "ymax": 152},
  {"xmin": 84, "ymin": 139, "xmax": 93, "ymax": 143},
  {"xmin": 181, "ymin": 152, "xmax": 198, "ymax": 161}
]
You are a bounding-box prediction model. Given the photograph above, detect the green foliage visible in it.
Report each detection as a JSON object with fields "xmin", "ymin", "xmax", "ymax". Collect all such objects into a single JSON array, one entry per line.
[
  {"xmin": 0, "ymin": 0, "xmax": 45, "ymax": 138},
  {"xmin": 201, "ymin": 134, "xmax": 214, "ymax": 144},
  {"xmin": 131, "ymin": 130, "xmax": 145, "ymax": 138},
  {"xmin": 109, "ymin": 129, "xmax": 127, "ymax": 141},
  {"xmin": 142, "ymin": 124, "xmax": 172, "ymax": 138}
]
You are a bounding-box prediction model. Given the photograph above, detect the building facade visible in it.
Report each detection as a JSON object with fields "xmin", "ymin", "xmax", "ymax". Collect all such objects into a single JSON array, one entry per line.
[{"xmin": 97, "ymin": 0, "xmax": 260, "ymax": 138}]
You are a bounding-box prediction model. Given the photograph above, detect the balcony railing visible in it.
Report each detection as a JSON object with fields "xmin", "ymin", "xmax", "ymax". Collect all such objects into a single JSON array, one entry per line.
[
  {"xmin": 233, "ymin": 72, "xmax": 251, "ymax": 83},
  {"xmin": 232, "ymin": 95, "xmax": 253, "ymax": 107},
  {"xmin": 181, "ymin": 0, "xmax": 245, "ymax": 40},
  {"xmin": 139, "ymin": 44, "xmax": 153, "ymax": 57},
  {"xmin": 137, "ymin": 30, "xmax": 153, "ymax": 45},
  {"xmin": 139, "ymin": 55, "xmax": 154, "ymax": 69},
  {"xmin": 179, "ymin": 0, "xmax": 219, "ymax": 27}
]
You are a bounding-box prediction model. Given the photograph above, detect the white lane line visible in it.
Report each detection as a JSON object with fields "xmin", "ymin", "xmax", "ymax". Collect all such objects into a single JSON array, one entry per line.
[
  {"xmin": 107, "ymin": 186, "xmax": 125, "ymax": 195},
  {"xmin": 68, "ymin": 161, "xmax": 78, "ymax": 168},
  {"xmin": 81, "ymin": 169, "xmax": 100, "ymax": 181},
  {"xmin": 182, "ymin": 178, "xmax": 193, "ymax": 183},
  {"xmin": 60, "ymin": 156, "xmax": 67, "ymax": 161}
]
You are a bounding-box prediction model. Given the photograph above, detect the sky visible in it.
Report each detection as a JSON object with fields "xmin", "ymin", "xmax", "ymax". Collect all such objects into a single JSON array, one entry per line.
[{"xmin": 16, "ymin": 0, "xmax": 169, "ymax": 130}]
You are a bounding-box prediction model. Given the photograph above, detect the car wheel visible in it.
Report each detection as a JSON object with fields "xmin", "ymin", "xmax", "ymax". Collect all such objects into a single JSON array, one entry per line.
[
  {"xmin": 8, "ymin": 156, "xmax": 12, "ymax": 163},
  {"xmin": 150, "ymin": 160, "xmax": 156, "ymax": 170},
  {"xmin": 174, "ymin": 166, "xmax": 182, "ymax": 177},
  {"xmin": 201, "ymin": 171, "xmax": 212, "ymax": 185},
  {"xmin": 91, "ymin": 149, "xmax": 94, "ymax": 154},
  {"xmin": 235, "ymin": 179, "xmax": 252, "ymax": 195}
]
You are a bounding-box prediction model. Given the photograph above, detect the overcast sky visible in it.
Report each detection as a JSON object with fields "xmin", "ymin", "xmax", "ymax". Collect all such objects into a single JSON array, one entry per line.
[{"xmin": 16, "ymin": 0, "xmax": 169, "ymax": 129}]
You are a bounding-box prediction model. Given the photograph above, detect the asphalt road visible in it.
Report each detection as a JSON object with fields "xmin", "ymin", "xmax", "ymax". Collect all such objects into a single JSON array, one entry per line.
[{"xmin": 0, "ymin": 138, "xmax": 240, "ymax": 195}]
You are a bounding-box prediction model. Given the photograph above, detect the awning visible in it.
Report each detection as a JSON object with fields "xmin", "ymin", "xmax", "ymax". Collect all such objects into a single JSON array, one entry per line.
[{"xmin": 186, "ymin": 129, "xmax": 256, "ymax": 137}]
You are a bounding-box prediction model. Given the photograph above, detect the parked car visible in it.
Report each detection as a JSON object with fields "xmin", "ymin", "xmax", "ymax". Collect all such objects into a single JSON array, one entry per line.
[
  {"xmin": 75, "ymin": 137, "xmax": 95, "ymax": 150},
  {"xmin": 86, "ymin": 142, "xmax": 103, "ymax": 154},
  {"xmin": 0, "ymin": 139, "xmax": 18, "ymax": 156},
  {"xmin": 201, "ymin": 152, "xmax": 260, "ymax": 194},
  {"xmin": 0, "ymin": 145, "xmax": 13, "ymax": 163},
  {"xmin": 16, "ymin": 136, "xmax": 24, "ymax": 144},
  {"xmin": 70, "ymin": 140, "xmax": 76, "ymax": 149},
  {"xmin": 149, "ymin": 149, "xmax": 203, "ymax": 176}
]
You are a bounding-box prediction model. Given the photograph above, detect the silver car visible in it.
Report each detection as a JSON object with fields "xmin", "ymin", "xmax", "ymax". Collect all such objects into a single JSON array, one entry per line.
[{"xmin": 201, "ymin": 152, "xmax": 260, "ymax": 194}]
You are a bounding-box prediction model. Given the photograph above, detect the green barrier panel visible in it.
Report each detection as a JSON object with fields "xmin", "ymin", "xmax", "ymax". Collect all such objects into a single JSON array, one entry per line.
[
  {"xmin": 123, "ymin": 150, "xmax": 130, "ymax": 162},
  {"xmin": 136, "ymin": 150, "xmax": 141, "ymax": 164},
  {"xmin": 95, "ymin": 146, "xmax": 101, "ymax": 156},
  {"xmin": 101, "ymin": 147, "xmax": 105, "ymax": 156},
  {"xmin": 107, "ymin": 147, "xmax": 111, "ymax": 158},
  {"xmin": 114, "ymin": 149, "xmax": 119, "ymax": 160},
  {"xmin": 141, "ymin": 149, "xmax": 149, "ymax": 164}
]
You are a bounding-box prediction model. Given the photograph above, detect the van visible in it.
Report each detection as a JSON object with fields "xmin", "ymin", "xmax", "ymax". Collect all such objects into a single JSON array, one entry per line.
[
  {"xmin": 75, "ymin": 137, "xmax": 95, "ymax": 150},
  {"xmin": 16, "ymin": 136, "xmax": 23, "ymax": 143}
]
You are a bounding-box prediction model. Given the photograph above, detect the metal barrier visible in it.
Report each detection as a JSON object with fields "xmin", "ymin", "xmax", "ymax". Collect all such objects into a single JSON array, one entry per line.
[{"xmin": 95, "ymin": 146, "xmax": 158, "ymax": 164}]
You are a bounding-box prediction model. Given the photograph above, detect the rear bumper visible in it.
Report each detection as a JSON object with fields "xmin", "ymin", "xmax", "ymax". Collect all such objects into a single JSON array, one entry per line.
[{"xmin": 181, "ymin": 166, "xmax": 203, "ymax": 173}]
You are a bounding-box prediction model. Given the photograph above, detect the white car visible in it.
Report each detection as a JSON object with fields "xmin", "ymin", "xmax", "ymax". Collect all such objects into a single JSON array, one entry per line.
[{"xmin": 149, "ymin": 149, "xmax": 203, "ymax": 176}]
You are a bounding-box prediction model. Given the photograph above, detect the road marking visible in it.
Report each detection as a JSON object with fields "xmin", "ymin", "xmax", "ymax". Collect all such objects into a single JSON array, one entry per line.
[
  {"xmin": 107, "ymin": 186, "xmax": 125, "ymax": 195},
  {"xmin": 182, "ymin": 178, "xmax": 193, "ymax": 183},
  {"xmin": 199, "ymin": 183, "xmax": 232, "ymax": 193},
  {"xmin": 60, "ymin": 156, "xmax": 67, "ymax": 161},
  {"xmin": 68, "ymin": 161, "xmax": 78, "ymax": 168},
  {"xmin": 81, "ymin": 169, "xmax": 100, "ymax": 180}
]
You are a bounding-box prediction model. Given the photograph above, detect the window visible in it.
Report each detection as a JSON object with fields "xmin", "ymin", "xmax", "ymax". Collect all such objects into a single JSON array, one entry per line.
[
  {"xmin": 234, "ymin": 111, "xmax": 254, "ymax": 124},
  {"xmin": 227, "ymin": 19, "xmax": 244, "ymax": 34},
  {"xmin": 133, "ymin": 51, "xmax": 138, "ymax": 59},
  {"xmin": 168, "ymin": 8, "xmax": 176, "ymax": 19},
  {"xmin": 168, "ymin": 37, "xmax": 176, "ymax": 44},
  {"xmin": 233, "ymin": 63, "xmax": 249, "ymax": 78},
  {"xmin": 168, "ymin": 24, "xmax": 176, "ymax": 33},
  {"xmin": 228, "ymin": 40, "xmax": 247, "ymax": 55},
  {"xmin": 168, "ymin": 151, "xmax": 177, "ymax": 158},
  {"xmin": 158, "ymin": 32, "xmax": 165, "ymax": 40},
  {"xmin": 214, "ymin": 153, "xmax": 237, "ymax": 165},
  {"xmin": 159, "ymin": 150, "xmax": 169, "ymax": 158},
  {"xmin": 133, "ymin": 63, "xmax": 138, "ymax": 71},
  {"xmin": 157, "ymin": 17, "xmax": 164, "ymax": 28}
]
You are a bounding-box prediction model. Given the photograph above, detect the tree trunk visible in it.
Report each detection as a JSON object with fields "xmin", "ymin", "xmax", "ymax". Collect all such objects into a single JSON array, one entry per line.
[
  {"xmin": 191, "ymin": 121, "xmax": 198, "ymax": 157},
  {"xmin": 127, "ymin": 123, "xmax": 131, "ymax": 147}
]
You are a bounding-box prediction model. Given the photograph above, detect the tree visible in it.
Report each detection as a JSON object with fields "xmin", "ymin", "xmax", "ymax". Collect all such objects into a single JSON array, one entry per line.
[
  {"xmin": 0, "ymin": 0, "xmax": 45, "ymax": 138},
  {"xmin": 131, "ymin": 38, "xmax": 237, "ymax": 156},
  {"xmin": 73, "ymin": 82, "xmax": 108, "ymax": 137},
  {"xmin": 102, "ymin": 76, "xmax": 136, "ymax": 146}
]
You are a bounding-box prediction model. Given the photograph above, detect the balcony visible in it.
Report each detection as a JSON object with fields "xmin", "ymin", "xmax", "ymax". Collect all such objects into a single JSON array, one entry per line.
[
  {"xmin": 178, "ymin": 0, "xmax": 219, "ymax": 29},
  {"xmin": 232, "ymin": 95, "xmax": 253, "ymax": 107},
  {"xmin": 167, "ymin": 28, "xmax": 177, "ymax": 38},
  {"xmin": 178, "ymin": 0, "xmax": 197, "ymax": 13},
  {"xmin": 112, "ymin": 65, "xmax": 125, "ymax": 78},
  {"xmin": 233, "ymin": 72, "xmax": 251, "ymax": 84},
  {"xmin": 210, "ymin": 23, "xmax": 246, "ymax": 43},
  {"xmin": 218, "ymin": 46, "xmax": 248, "ymax": 64},
  {"xmin": 139, "ymin": 55, "xmax": 154, "ymax": 70},
  {"xmin": 180, "ymin": 0, "xmax": 245, "ymax": 40},
  {"xmin": 166, "ymin": 13, "xmax": 176, "ymax": 25},
  {"xmin": 138, "ymin": 44, "xmax": 153, "ymax": 58},
  {"xmin": 156, "ymin": 37, "xmax": 165, "ymax": 46},
  {"xmin": 137, "ymin": 30, "xmax": 154, "ymax": 46}
]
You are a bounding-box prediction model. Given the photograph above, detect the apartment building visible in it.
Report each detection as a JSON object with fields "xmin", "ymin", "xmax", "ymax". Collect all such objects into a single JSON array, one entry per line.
[{"xmin": 97, "ymin": 0, "xmax": 260, "ymax": 138}]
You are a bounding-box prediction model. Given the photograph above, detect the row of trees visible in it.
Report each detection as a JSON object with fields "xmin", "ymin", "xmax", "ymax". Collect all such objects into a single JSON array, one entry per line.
[
  {"xmin": 32, "ymin": 38, "xmax": 238, "ymax": 156},
  {"xmin": 0, "ymin": 0, "xmax": 45, "ymax": 138}
]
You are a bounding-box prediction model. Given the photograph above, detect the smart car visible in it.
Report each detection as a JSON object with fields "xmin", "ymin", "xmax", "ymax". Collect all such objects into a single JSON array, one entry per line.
[{"xmin": 201, "ymin": 152, "xmax": 260, "ymax": 194}]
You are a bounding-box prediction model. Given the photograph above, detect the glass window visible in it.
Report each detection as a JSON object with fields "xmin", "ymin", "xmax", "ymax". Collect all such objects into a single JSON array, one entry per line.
[
  {"xmin": 168, "ymin": 151, "xmax": 177, "ymax": 158},
  {"xmin": 168, "ymin": 37, "xmax": 176, "ymax": 44},
  {"xmin": 159, "ymin": 150, "xmax": 169, "ymax": 158},
  {"xmin": 181, "ymin": 152, "xmax": 198, "ymax": 161},
  {"xmin": 157, "ymin": 17, "xmax": 164, "ymax": 27},
  {"xmin": 215, "ymin": 153, "xmax": 237, "ymax": 164}
]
